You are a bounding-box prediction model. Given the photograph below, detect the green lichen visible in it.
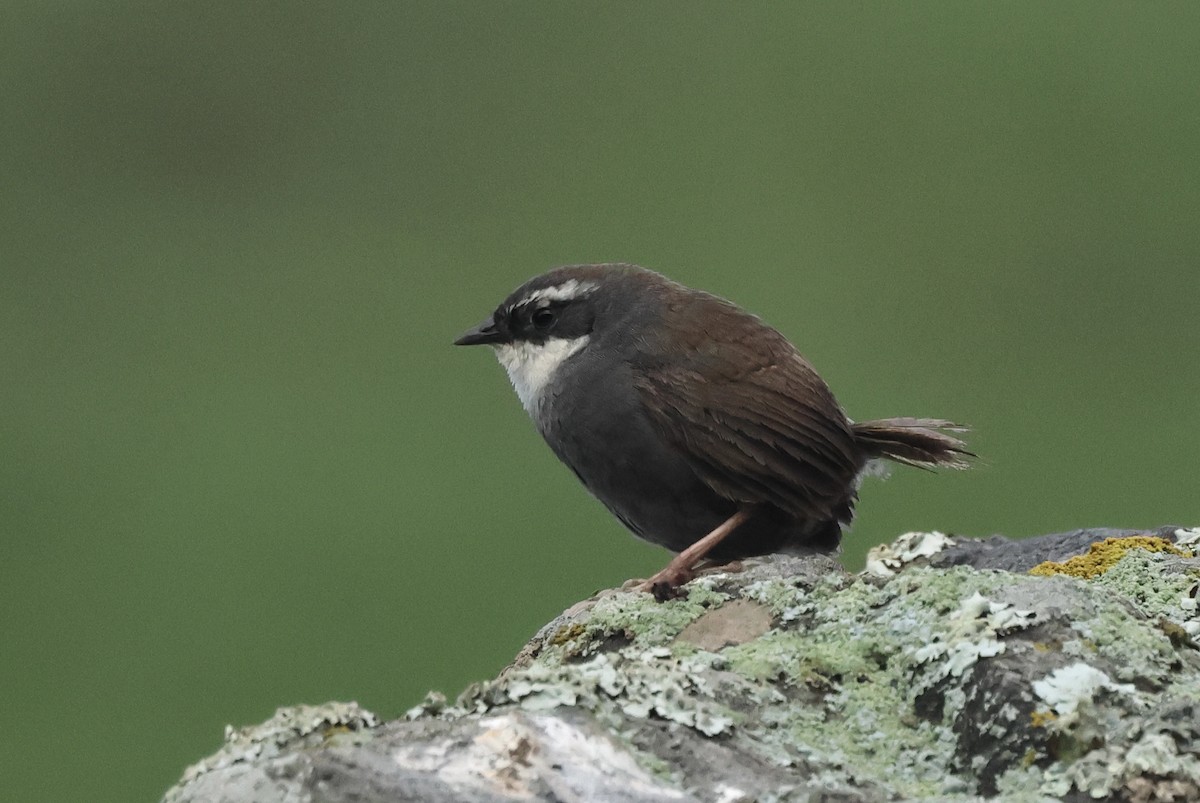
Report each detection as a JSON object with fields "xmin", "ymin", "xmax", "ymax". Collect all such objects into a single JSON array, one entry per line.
[
  {"xmin": 431, "ymin": 566, "xmax": 1019, "ymax": 798},
  {"xmin": 717, "ymin": 566, "xmax": 1043, "ymax": 798},
  {"xmin": 174, "ymin": 702, "xmax": 380, "ymax": 789},
  {"xmin": 724, "ymin": 628, "xmax": 873, "ymax": 684},
  {"xmin": 546, "ymin": 584, "xmax": 732, "ymax": 660},
  {"xmin": 1059, "ymin": 550, "xmax": 1200, "ymax": 687},
  {"xmin": 1000, "ymin": 545, "xmax": 1200, "ymax": 799},
  {"xmin": 164, "ymin": 530, "xmax": 1200, "ymax": 803},
  {"xmin": 1090, "ymin": 548, "xmax": 1200, "ymax": 622},
  {"xmin": 409, "ymin": 533, "xmax": 1200, "ymax": 802}
]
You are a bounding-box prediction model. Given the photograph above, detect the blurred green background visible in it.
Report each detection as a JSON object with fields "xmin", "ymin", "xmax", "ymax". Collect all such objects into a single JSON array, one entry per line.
[{"xmin": 2, "ymin": 3, "xmax": 1197, "ymax": 801}]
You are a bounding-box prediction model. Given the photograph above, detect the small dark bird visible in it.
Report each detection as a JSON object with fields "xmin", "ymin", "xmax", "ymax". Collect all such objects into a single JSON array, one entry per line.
[{"xmin": 455, "ymin": 264, "xmax": 970, "ymax": 597}]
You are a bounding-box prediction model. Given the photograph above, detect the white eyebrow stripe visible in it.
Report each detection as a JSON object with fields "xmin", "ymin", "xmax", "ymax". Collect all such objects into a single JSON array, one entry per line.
[{"xmin": 524, "ymin": 279, "xmax": 596, "ymax": 306}]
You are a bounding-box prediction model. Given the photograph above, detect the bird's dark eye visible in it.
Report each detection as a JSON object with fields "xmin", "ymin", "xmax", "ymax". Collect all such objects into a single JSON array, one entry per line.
[{"xmin": 531, "ymin": 307, "xmax": 556, "ymax": 330}]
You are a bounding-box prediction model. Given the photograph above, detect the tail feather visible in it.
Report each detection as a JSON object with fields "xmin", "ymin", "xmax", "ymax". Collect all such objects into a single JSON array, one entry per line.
[{"xmin": 852, "ymin": 417, "xmax": 973, "ymax": 470}]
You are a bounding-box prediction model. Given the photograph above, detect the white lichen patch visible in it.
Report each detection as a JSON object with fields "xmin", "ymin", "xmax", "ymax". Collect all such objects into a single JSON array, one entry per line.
[
  {"xmin": 179, "ymin": 702, "xmax": 379, "ymax": 784},
  {"xmin": 1174, "ymin": 526, "xmax": 1200, "ymax": 551},
  {"xmin": 456, "ymin": 650, "xmax": 739, "ymax": 738},
  {"xmin": 1182, "ymin": 580, "xmax": 1200, "ymax": 640},
  {"xmin": 912, "ymin": 591, "xmax": 1036, "ymax": 687},
  {"xmin": 1032, "ymin": 662, "xmax": 1136, "ymax": 724},
  {"xmin": 1125, "ymin": 732, "xmax": 1200, "ymax": 777},
  {"xmin": 392, "ymin": 712, "xmax": 689, "ymax": 801},
  {"xmin": 712, "ymin": 783, "xmax": 752, "ymax": 803},
  {"xmin": 865, "ymin": 530, "xmax": 956, "ymax": 577}
]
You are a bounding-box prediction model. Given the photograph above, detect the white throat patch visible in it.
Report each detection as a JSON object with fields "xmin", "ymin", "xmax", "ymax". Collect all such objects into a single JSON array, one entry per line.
[{"xmin": 493, "ymin": 336, "xmax": 590, "ymax": 415}]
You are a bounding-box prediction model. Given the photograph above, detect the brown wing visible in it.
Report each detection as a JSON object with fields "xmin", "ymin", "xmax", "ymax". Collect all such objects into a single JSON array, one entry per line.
[{"xmin": 632, "ymin": 295, "xmax": 863, "ymax": 520}]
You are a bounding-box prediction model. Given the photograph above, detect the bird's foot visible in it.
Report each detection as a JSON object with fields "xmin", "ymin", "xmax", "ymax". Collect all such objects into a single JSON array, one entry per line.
[
  {"xmin": 626, "ymin": 509, "xmax": 757, "ymax": 601},
  {"xmin": 622, "ymin": 565, "xmax": 694, "ymax": 600},
  {"xmin": 625, "ymin": 560, "xmax": 747, "ymax": 601},
  {"xmin": 639, "ymin": 562, "xmax": 704, "ymax": 601},
  {"xmin": 645, "ymin": 572, "xmax": 692, "ymax": 602}
]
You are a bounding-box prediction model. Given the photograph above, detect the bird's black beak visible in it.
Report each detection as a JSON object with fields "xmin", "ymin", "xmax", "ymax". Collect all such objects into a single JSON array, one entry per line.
[{"xmin": 454, "ymin": 318, "xmax": 507, "ymax": 346}]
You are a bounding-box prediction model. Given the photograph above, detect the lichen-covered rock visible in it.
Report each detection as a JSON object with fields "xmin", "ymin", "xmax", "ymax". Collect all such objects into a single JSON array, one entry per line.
[{"xmin": 162, "ymin": 527, "xmax": 1200, "ymax": 803}]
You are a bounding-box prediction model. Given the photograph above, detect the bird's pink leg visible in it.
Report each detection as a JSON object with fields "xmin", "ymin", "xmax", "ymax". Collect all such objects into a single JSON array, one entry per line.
[{"xmin": 638, "ymin": 508, "xmax": 753, "ymax": 599}]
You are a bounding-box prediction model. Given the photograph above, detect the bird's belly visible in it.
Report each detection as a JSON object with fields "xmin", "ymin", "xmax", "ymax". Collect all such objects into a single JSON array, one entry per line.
[
  {"xmin": 574, "ymin": 435, "xmax": 726, "ymax": 552},
  {"xmin": 539, "ymin": 398, "xmax": 809, "ymax": 557}
]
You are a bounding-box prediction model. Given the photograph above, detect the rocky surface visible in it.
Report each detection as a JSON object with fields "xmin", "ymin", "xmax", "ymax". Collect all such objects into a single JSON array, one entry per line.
[{"xmin": 162, "ymin": 526, "xmax": 1200, "ymax": 803}]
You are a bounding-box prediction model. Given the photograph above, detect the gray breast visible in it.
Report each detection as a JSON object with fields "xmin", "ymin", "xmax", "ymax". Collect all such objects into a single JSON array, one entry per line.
[{"xmin": 534, "ymin": 352, "xmax": 735, "ymax": 552}]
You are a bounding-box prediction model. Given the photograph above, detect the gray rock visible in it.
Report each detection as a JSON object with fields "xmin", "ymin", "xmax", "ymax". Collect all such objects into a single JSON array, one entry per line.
[
  {"xmin": 162, "ymin": 527, "xmax": 1200, "ymax": 803},
  {"xmin": 931, "ymin": 525, "xmax": 1188, "ymax": 573}
]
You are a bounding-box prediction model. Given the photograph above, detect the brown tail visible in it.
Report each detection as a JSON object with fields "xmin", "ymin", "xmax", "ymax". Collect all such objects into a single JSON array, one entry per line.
[{"xmin": 852, "ymin": 418, "xmax": 973, "ymax": 470}]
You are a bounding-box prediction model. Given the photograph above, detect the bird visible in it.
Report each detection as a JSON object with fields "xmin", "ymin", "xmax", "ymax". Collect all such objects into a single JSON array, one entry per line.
[{"xmin": 454, "ymin": 264, "xmax": 970, "ymax": 598}]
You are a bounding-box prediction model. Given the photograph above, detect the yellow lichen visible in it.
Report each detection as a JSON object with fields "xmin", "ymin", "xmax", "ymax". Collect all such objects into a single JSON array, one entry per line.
[
  {"xmin": 1030, "ymin": 709, "xmax": 1057, "ymax": 729},
  {"xmin": 549, "ymin": 622, "xmax": 587, "ymax": 646},
  {"xmin": 1029, "ymin": 536, "xmax": 1189, "ymax": 580},
  {"xmin": 321, "ymin": 725, "xmax": 353, "ymax": 742}
]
